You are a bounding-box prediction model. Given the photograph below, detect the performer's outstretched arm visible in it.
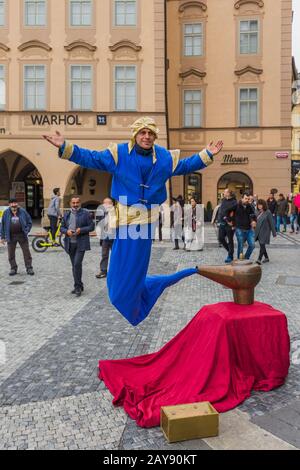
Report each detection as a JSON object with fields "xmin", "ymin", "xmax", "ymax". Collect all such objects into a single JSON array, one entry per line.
[
  {"xmin": 43, "ymin": 131, "xmax": 118, "ymax": 173},
  {"xmin": 172, "ymin": 140, "xmax": 223, "ymax": 176}
]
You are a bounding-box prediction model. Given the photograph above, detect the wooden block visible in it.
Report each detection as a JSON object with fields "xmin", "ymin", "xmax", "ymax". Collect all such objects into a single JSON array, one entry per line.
[{"xmin": 160, "ymin": 402, "xmax": 219, "ymax": 443}]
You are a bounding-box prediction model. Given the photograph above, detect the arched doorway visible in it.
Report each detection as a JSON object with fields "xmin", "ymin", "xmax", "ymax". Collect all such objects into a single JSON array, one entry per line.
[
  {"xmin": 217, "ymin": 172, "xmax": 253, "ymax": 201},
  {"xmin": 64, "ymin": 167, "xmax": 112, "ymax": 208},
  {"xmin": 0, "ymin": 151, "xmax": 44, "ymax": 219}
]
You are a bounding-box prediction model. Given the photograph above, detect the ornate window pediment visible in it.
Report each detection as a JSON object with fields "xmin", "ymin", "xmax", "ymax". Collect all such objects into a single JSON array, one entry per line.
[
  {"xmin": 180, "ymin": 68, "xmax": 206, "ymax": 79},
  {"xmin": 179, "ymin": 1, "xmax": 207, "ymax": 13},
  {"xmin": 234, "ymin": 0, "xmax": 264, "ymax": 9},
  {"xmin": 65, "ymin": 41, "xmax": 97, "ymax": 52},
  {"xmin": 18, "ymin": 40, "xmax": 52, "ymax": 52},
  {"xmin": 235, "ymin": 65, "xmax": 263, "ymax": 76},
  {"xmin": 109, "ymin": 40, "xmax": 142, "ymax": 52}
]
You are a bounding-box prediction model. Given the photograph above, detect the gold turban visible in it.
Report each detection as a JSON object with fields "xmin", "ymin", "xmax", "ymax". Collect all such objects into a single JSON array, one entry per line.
[{"xmin": 129, "ymin": 116, "xmax": 159, "ymax": 150}]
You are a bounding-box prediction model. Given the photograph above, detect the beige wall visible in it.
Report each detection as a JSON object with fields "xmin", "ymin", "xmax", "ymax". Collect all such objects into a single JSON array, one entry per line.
[
  {"xmin": 167, "ymin": 0, "xmax": 292, "ymax": 206},
  {"xmin": 0, "ymin": 0, "xmax": 167, "ymax": 210}
]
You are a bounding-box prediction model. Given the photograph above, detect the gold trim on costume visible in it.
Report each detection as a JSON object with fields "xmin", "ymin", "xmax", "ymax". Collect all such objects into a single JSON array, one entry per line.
[
  {"xmin": 117, "ymin": 202, "xmax": 160, "ymax": 226},
  {"xmin": 60, "ymin": 141, "xmax": 74, "ymax": 160},
  {"xmin": 199, "ymin": 149, "xmax": 213, "ymax": 167},
  {"xmin": 107, "ymin": 142, "xmax": 118, "ymax": 165},
  {"xmin": 170, "ymin": 149, "xmax": 181, "ymax": 173}
]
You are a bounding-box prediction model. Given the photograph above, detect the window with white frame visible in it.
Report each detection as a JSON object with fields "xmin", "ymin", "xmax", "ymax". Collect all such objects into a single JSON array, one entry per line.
[
  {"xmin": 70, "ymin": 0, "xmax": 92, "ymax": 26},
  {"xmin": 240, "ymin": 20, "xmax": 259, "ymax": 54},
  {"xmin": 0, "ymin": 1, "xmax": 5, "ymax": 26},
  {"xmin": 24, "ymin": 65, "xmax": 46, "ymax": 110},
  {"xmin": 239, "ymin": 88, "xmax": 259, "ymax": 126},
  {"xmin": 115, "ymin": 0, "xmax": 136, "ymax": 26},
  {"xmin": 70, "ymin": 65, "xmax": 92, "ymax": 110},
  {"xmin": 0, "ymin": 65, "xmax": 5, "ymax": 110},
  {"xmin": 115, "ymin": 66, "xmax": 136, "ymax": 111},
  {"xmin": 184, "ymin": 24, "xmax": 203, "ymax": 56},
  {"xmin": 25, "ymin": 0, "xmax": 46, "ymax": 26},
  {"xmin": 184, "ymin": 90, "xmax": 202, "ymax": 127}
]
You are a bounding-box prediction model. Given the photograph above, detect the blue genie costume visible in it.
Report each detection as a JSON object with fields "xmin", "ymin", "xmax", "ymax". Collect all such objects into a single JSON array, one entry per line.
[{"xmin": 59, "ymin": 117, "xmax": 213, "ymax": 326}]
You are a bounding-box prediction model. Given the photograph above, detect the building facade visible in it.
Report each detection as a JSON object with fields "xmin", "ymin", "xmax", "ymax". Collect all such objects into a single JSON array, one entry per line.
[
  {"xmin": 167, "ymin": 0, "xmax": 293, "ymax": 207},
  {"xmin": 0, "ymin": 0, "xmax": 167, "ymax": 217},
  {"xmin": 292, "ymin": 63, "xmax": 300, "ymax": 193}
]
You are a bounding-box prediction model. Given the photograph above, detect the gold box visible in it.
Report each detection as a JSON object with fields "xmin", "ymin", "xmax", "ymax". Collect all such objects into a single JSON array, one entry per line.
[{"xmin": 160, "ymin": 402, "xmax": 219, "ymax": 443}]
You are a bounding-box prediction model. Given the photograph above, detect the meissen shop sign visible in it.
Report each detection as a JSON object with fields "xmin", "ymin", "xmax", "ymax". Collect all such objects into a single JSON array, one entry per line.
[
  {"xmin": 30, "ymin": 114, "xmax": 107, "ymax": 126},
  {"xmin": 221, "ymin": 154, "xmax": 249, "ymax": 165}
]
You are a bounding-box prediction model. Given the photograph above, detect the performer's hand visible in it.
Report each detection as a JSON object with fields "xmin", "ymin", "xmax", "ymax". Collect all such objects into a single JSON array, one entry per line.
[
  {"xmin": 67, "ymin": 230, "xmax": 74, "ymax": 237},
  {"xmin": 206, "ymin": 140, "xmax": 224, "ymax": 156},
  {"xmin": 76, "ymin": 228, "xmax": 81, "ymax": 235},
  {"xmin": 42, "ymin": 130, "xmax": 65, "ymax": 148}
]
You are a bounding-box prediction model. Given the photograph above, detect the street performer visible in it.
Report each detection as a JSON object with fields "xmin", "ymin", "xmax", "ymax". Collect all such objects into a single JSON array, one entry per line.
[{"xmin": 43, "ymin": 117, "xmax": 223, "ymax": 326}]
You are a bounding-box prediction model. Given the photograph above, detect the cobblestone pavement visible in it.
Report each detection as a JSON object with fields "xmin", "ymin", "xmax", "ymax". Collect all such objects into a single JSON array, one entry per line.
[{"xmin": 0, "ymin": 226, "xmax": 299, "ymax": 450}]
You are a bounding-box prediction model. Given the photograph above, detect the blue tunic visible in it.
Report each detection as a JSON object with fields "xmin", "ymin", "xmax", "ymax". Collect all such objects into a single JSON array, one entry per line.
[{"xmin": 60, "ymin": 141, "xmax": 213, "ymax": 326}]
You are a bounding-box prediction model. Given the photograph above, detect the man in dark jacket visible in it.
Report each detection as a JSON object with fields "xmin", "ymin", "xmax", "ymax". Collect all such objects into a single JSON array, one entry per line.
[
  {"xmin": 235, "ymin": 193, "xmax": 256, "ymax": 260},
  {"xmin": 60, "ymin": 196, "xmax": 95, "ymax": 296},
  {"xmin": 217, "ymin": 189, "xmax": 237, "ymax": 263},
  {"xmin": 0, "ymin": 198, "xmax": 34, "ymax": 275},
  {"xmin": 275, "ymin": 193, "xmax": 289, "ymax": 232}
]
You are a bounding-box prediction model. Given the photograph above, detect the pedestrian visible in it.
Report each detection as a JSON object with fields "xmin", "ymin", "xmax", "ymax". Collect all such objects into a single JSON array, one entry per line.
[
  {"xmin": 267, "ymin": 193, "xmax": 277, "ymax": 228},
  {"xmin": 235, "ymin": 193, "xmax": 256, "ymax": 260},
  {"xmin": 47, "ymin": 187, "xmax": 62, "ymax": 243},
  {"xmin": 95, "ymin": 197, "xmax": 115, "ymax": 279},
  {"xmin": 254, "ymin": 199, "xmax": 276, "ymax": 264},
  {"xmin": 171, "ymin": 197, "xmax": 184, "ymax": 250},
  {"xmin": 158, "ymin": 204, "xmax": 164, "ymax": 241},
  {"xmin": 43, "ymin": 118, "xmax": 223, "ymax": 325},
  {"xmin": 249, "ymin": 194, "xmax": 258, "ymax": 212},
  {"xmin": 0, "ymin": 198, "xmax": 34, "ymax": 275},
  {"xmin": 276, "ymin": 193, "xmax": 289, "ymax": 232},
  {"xmin": 288, "ymin": 194, "xmax": 299, "ymax": 234},
  {"xmin": 184, "ymin": 197, "xmax": 203, "ymax": 251},
  {"xmin": 60, "ymin": 196, "xmax": 94, "ymax": 296},
  {"xmin": 217, "ymin": 189, "xmax": 237, "ymax": 263}
]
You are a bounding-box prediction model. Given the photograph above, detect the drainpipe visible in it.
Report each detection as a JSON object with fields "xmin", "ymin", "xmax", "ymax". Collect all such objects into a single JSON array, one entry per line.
[{"xmin": 164, "ymin": 0, "xmax": 173, "ymax": 206}]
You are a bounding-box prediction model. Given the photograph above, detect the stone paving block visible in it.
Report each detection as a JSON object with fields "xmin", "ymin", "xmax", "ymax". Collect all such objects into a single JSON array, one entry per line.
[{"xmin": 251, "ymin": 398, "xmax": 300, "ymax": 448}]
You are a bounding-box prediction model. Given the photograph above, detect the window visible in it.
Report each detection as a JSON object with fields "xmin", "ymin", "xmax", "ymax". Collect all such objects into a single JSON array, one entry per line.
[
  {"xmin": 25, "ymin": 0, "xmax": 46, "ymax": 26},
  {"xmin": 115, "ymin": 1, "xmax": 136, "ymax": 26},
  {"xmin": 240, "ymin": 20, "xmax": 258, "ymax": 54},
  {"xmin": 115, "ymin": 66, "xmax": 136, "ymax": 111},
  {"xmin": 184, "ymin": 24, "xmax": 203, "ymax": 56},
  {"xmin": 70, "ymin": 0, "xmax": 92, "ymax": 26},
  {"xmin": 184, "ymin": 90, "xmax": 202, "ymax": 127},
  {"xmin": 239, "ymin": 88, "xmax": 258, "ymax": 126},
  {"xmin": 0, "ymin": 1, "xmax": 5, "ymax": 26},
  {"xmin": 0, "ymin": 65, "xmax": 5, "ymax": 110},
  {"xmin": 24, "ymin": 65, "xmax": 46, "ymax": 110},
  {"xmin": 70, "ymin": 65, "xmax": 92, "ymax": 110}
]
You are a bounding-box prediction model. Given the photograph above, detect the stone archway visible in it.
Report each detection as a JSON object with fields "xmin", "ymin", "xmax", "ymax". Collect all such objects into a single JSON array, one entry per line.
[
  {"xmin": 217, "ymin": 171, "xmax": 253, "ymax": 201},
  {"xmin": 64, "ymin": 166, "xmax": 112, "ymax": 207},
  {"xmin": 0, "ymin": 150, "xmax": 44, "ymax": 219}
]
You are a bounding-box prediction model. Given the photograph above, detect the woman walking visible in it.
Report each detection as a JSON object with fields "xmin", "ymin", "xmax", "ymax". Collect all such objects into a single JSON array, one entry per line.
[{"xmin": 255, "ymin": 199, "xmax": 276, "ymax": 265}]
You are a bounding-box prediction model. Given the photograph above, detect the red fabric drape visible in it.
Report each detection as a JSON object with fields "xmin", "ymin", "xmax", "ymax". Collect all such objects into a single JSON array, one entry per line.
[{"xmin": 99, "ymin": 302, "xmax": 290, "ymax": 428}]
